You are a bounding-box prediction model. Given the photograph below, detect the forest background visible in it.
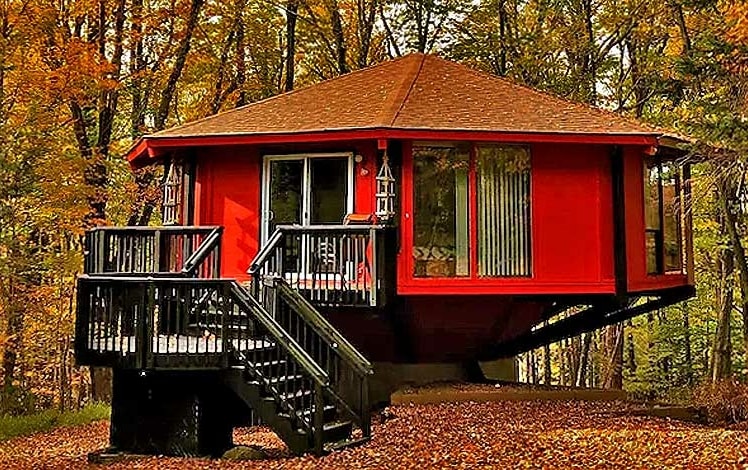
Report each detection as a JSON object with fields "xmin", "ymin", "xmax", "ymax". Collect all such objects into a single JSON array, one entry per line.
[{"xmin": 1, "ymin": 0, "xmax": 747, "ymax": 414}]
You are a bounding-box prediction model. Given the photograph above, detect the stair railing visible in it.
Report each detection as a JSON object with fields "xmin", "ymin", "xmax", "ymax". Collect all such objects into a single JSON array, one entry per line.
[
  {"xmin": 76, "ymin": 274, "xmax": 333, "ymax": 452},
  {"xmin": 257, "ymin": 276, "xmax": 373, "ymax": 438},
  {"xmin": 225, "ymin": 282, "xmax": 337, "ymax": 453}
]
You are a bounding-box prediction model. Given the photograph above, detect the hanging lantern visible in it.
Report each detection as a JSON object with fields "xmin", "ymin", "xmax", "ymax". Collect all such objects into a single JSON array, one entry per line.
[
  {"xmin": 375, "ymin": 151, "xmax": 396, "ymax": 222},
  {"xmin": 162, "ymin": 159, "xmax": 182, "ymax": 225}
]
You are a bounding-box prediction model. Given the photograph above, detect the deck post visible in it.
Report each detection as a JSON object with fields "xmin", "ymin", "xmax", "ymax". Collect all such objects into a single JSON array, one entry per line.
[
  {"xmin": 97, "ymin": 230, "xmax": 106, "ymax": 273},
  {"xmin": 361, "ymin": 375, "xmax": 371, "ymax": 437},
  {"xmin": 314, "ymin": 381, "xmax": 325, "ymax": 455},
  {"xmin": 153, "ymin": 230, "xmax": 162, "ymax": 272},
  {"xmin": 369, "ymin": 227, "xmax": 377, "ymax": 307}
]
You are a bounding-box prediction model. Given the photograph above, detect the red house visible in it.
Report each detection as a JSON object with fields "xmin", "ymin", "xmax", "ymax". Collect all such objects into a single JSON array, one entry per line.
[{"xmin": 76, "ymin": 54, "xmax": 694, "ymax": 457}]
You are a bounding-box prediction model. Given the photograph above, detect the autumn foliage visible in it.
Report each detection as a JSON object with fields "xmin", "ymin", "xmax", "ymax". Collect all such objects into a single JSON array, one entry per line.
[{"xmin": 0, "ymin": 0, "xmax": 747, "ymax": 429}]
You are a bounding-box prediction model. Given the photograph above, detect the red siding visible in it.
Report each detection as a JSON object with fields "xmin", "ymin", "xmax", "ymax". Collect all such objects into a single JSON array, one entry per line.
[
  {"xmin": 623, "ymin": 147, "xmax": 689, "ymax": 292},
  {"xmin": 397, "ymin": 142, "xmax": 616, "ymax": 295},
  {"xmin": 195, "ymin": 147, "xmax": 262, "ymax": 281}
]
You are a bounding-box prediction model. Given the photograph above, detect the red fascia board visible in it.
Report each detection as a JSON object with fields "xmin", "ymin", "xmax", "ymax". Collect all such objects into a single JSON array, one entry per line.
[
  {"xmin": 128, "ymin": 128, "xmax": 660, "ymax": 165},
  {"xmin": 396, "ymin": 281, "xmax": 617, "ymax": 296}
]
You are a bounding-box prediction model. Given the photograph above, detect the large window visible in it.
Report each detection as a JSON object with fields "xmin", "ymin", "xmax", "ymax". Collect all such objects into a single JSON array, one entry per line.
[
  {"xmin": 413, "ymin": 145, "xmax": 470, "ymax": 277},
  {"xmin": 412, "ymin": 143, "xmax": 532, "ymax": 278},
  {"xmin": 644, "ymin": 157, "xmax": 682, "ymax": 274},
  {"xmin": 477, "ymin": 145, "xmax": 532, "ymax": 276}
]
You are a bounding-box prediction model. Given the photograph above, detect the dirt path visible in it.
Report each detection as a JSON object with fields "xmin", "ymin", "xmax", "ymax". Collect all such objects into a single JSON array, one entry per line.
[{"xmin": 1, "ymin": 401, "xmax": 745, "ymax": 469}]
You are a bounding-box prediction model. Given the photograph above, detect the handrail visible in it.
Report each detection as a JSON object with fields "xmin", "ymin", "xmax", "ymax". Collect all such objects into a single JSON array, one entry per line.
[
  {"xmin": 77, "ymin": 274, "xmax": 330, "ymax": 386},
  {"xmin": 181, "ymin": 227, "xmax": 222, "ymax": 275},
  {"xmin": 88, "ymin": 225, "xmax": 221, "ymax": 232},
  {"xmin": 273, "ymin": 224, "xmax": 387, "ymax": 232},
  {"xmin": 248, "ymin": 229, "xmax": 284, "ymax": 275},
  {"xmin": 273, "ymin": 278, "xmax": 373, "ymax": 376},
  {"xmin": 228, "ymin": 282, "xmax": 330, "ymax": 386}
]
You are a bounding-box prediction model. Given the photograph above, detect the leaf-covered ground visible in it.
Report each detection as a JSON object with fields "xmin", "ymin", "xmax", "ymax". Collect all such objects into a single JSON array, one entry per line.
[{"xmin": 1, "ymin": 401, "xmax": 746, "ymax": 469}]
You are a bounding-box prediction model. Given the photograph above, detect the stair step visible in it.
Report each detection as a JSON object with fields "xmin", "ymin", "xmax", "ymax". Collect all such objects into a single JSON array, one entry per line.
[
  {"xmin": 276, "ymin": 389, "xmax": 313, "ymax": 402},
  {"xmin": 323, "ymin": 420, "xmax": 353, "ymax": 443},
  {"xmin": 258, "ymin": 359, "xmax": 287, "ymax": 375},
  {"xmin": 324, "ymin": 436, "xmax": 371, "ymax": 453},
  {"xmin": 278, "ymin": 404, "xmax": 337, "ymax": 422},
  {"xmin": 268, "ymin": 374, "xmax": 306, "ymax": 386}
]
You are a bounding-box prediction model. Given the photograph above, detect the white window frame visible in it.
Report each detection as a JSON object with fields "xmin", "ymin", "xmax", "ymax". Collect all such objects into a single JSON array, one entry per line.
[{"xmin": 261, "ymin": 152, "xmax": 354, "ymax": 244}]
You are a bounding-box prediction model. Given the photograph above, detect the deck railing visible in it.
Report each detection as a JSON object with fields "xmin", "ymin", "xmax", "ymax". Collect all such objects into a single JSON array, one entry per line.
[
  {"xmin": 84, "ymin": 226, "xmax": 222, "ymax": 278},
  {"xmin": 249, "ymin": 225, "xmax": 388, "ymax": 307},
  {"xmin": 75, "ymin": 274, "xmax": 373, "ymax": 451}
]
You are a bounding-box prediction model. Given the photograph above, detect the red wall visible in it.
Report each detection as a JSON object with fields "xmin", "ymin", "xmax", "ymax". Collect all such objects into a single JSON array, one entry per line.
[
  {"xmin": 623, "ymin": 147, "xmax": 689, "ymax": 292},
  {"xmin": 397, "ymin": 142, "xmax": 616, "ymax": 295},
  {"xmin": 195, "ymin": 147, "xmax": 262, "ymax": 281}
]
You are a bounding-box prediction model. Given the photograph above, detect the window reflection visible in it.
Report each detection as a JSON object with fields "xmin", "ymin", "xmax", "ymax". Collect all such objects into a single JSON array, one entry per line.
[
  {"xmin": 412, "ymin": 146, "xmax": 470, "ymax": 277},
  {"xmin": 643, "ymin": 158, "xmax": 682, "ymax": 275}
]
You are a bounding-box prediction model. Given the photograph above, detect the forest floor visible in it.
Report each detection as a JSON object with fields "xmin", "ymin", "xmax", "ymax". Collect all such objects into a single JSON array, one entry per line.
[{"xmin": 1, "ymin": 400, "xmax": 746, "ymax": 469}]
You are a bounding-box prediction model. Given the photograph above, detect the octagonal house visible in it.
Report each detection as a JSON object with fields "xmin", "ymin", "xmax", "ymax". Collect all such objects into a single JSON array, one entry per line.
[{"xmin": 75, "ymin": 54, "xmax": 695, "ymax": 457}]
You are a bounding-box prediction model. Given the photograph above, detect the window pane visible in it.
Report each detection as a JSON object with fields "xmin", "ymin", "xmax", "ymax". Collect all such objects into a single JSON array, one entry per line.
[
  {"xmin": 644, "ymin": 160, "xmax": 661, "ymax": 231},
  {"xmin": 477, "ymin": 145, "xmax": 532, "ymax": 277},
  {"xmin": 644, "ymin": 159, "xmax": 662, "ymax": 274},
  {"xmin": 269, "ymin": 159, "xmax": 303, "ymax": 232},
  {"xmin": 646, "ymin": 231, "xmax": 658, "ymax": 275},
  {"xmin": 662, "ymin": 162, "xmax": 682, "ymax": 272},
  {"xmin": 310, "ymin": 157, "xmax": 348, "ymax": 224},
  {"xmin": 412, "ymin": 145, "xmax": 470, "ymax": 277}
]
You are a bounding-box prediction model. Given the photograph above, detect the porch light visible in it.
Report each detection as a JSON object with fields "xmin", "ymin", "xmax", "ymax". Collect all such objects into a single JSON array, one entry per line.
[
  {"xmin": 376, "ymin": 151, "xmax": 396, "ymax": 222},
  {"xmin": 162, "ymin": 159, "xmax": 182, "ymax": 225}
]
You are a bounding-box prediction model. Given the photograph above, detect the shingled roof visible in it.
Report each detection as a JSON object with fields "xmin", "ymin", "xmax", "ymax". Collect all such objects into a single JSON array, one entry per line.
[
  {"xmin": 152, "ymin": 53, "xmax": 658, "ymax": 138},
  {"xmin": 129, "ymin": 54, "xmax": 678, "ymax": 164}
]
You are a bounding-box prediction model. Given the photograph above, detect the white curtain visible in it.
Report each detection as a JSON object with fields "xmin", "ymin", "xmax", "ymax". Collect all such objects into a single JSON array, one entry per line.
[{"xmin": 477, "ymin": 146, "xmax": 531, "ymax": 277}]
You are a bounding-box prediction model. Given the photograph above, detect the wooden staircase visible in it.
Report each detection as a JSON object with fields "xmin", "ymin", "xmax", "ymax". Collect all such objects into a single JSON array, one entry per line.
[
  {"xmin": 217, "ymin": 280, "xmax": 372, "ymax": 455},
  {"xmin": 75, "ymin": 226, "xmax": 374, "ymax": 456}
]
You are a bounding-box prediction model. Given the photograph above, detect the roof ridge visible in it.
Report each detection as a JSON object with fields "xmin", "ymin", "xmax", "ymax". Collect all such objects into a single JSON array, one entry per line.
[
  {"xmin": 370, "ymin": 53, "xmax": 425, "ymax": 127},
  {"xmin": 386, "ymin": 54, "xmax": 426, "ymax": 126},
  {"xmin": 148, "ymin": 54, "xmax": 422, "ymax": 138}
]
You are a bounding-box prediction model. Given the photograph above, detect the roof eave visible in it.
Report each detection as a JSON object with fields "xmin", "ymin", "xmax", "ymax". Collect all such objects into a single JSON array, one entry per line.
[{"xmin": 127, "ymin": 127, "xmax": 663, "ymax": 167}]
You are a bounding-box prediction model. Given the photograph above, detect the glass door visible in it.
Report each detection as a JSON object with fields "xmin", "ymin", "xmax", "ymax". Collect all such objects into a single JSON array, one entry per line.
[
  {"xmin": 309, "ymin": 157, "xmax": 349, "ymax": 224},
  {"xmin": 267, "ymin": 158, "xmax": 304, "ymax": 234},
  {"xmin": 262, "ymin": 154, "xmax": 353, "ymax": 282},
  {"xmin": 263, "ymin": 154, "xmax": 352, "ymax": 240}
]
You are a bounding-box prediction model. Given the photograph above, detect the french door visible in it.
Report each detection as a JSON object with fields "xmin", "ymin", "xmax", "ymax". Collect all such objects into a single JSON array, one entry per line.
[{"xmin": 261, "ymin": 153, "xmax": 353, "ymax": 243}]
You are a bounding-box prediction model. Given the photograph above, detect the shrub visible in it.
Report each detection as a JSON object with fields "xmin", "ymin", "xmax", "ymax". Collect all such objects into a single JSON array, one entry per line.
[
  {"xmin": 693, "ymin": 379, "xmax": 748, "ymax": 425},
  {"xmin": 0, "ymin": 403, "xmax": 110, "ymax": 441}
]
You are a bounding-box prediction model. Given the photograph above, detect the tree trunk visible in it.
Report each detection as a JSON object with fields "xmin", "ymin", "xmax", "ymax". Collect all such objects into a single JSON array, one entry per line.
[
  {"xmin": 719, "ymin": 173, "xmax": 748, "ymax": 372},
  {"xmin": 543, "ymin": 342, "xmax": 552, "ymax": 385},
  {"xmin": 329, "ymin": 0, "xmax": 347, "ymax": 74},
  {"xmin": 603, "ymin": 324, "xmax": 624, "ymax": 389},
  {"xmin": 682, "ymin": 302, "xmax": 693, "ymax": 385},
  {"xmin": 575, "ymin": 333, "xmax": 592, "ymax": 387},
  {"xmin": 284, "ymin": 0, "xmax": 299, "ymax": 92},
  {"xmin": 154, "ymin": 0, "xmax": 205, "ymax": 130},
  {"xmin": 712, "ymin": 189, "xmax": 734, "ymax": 381},
  {"xmin": 356, "ymin": 0, "xmax": 377, "ymax": 68}
]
